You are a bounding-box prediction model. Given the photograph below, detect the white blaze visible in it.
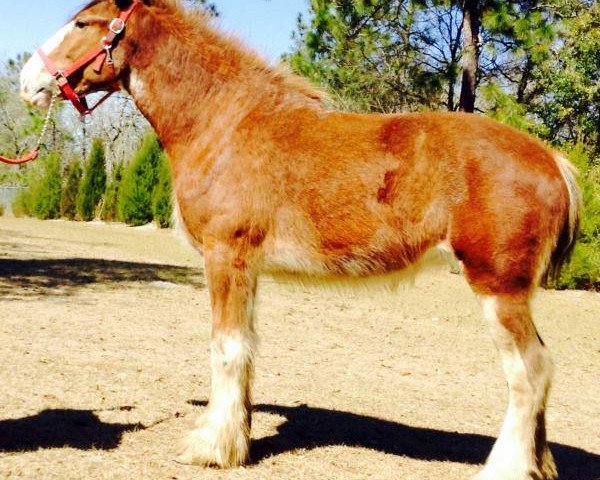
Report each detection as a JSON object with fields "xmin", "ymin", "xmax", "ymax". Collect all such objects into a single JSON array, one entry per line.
[{"xmin": 20, "ymin": 22, "xmax": 75, "ymax": 99}]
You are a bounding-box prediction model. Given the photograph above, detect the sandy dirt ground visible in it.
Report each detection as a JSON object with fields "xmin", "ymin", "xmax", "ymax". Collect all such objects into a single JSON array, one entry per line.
[{"xmin": 0, "ymin": 217, "xmax": 598, "ymax": 480}]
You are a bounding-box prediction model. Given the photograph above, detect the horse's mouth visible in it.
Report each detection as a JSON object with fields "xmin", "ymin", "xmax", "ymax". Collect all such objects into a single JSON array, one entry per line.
[{"xmin": 28, "ymin": 88, "xmax": 55, "ymax": 109}]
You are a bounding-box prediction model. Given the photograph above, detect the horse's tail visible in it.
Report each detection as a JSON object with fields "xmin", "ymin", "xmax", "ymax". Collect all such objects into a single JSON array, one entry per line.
[{"xmin": 543, "ymin": 153, "xmax": 583, "ymax": 285}]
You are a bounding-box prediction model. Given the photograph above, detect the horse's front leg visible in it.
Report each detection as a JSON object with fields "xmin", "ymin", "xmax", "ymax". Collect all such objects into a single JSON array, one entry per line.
[{"xmin": 178, "ymin": 235, "xmax": 258, "ymax": 467}]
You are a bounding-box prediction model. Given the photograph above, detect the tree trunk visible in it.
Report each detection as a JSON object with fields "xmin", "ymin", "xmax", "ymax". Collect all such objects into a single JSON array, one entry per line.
[
  {"xmin": 459, "ymin": 0, "xmax": 481, "ymax": 112},
  {"xmin": 447, "ymin": 76, "xmax": 456, "ymax": 111},
  {"xmin": 517, "ymin": 55, "xmax": 534, "ymax": 104}
]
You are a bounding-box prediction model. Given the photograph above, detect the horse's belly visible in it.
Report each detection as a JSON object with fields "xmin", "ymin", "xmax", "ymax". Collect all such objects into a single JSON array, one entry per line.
[
  {"xmin": 262, "ymin": 202, "xmax": 449, "ymax": 276},
  {"xmin": 261, "ymin": 238, "xmax": 458, "ymax": 292}
]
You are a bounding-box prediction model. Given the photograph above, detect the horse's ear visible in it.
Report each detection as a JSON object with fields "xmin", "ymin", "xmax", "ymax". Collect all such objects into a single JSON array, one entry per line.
[
  {"xmin": 115, "ymin": 0, "xmax": 133, "ymax": 9},
  {"xmin": 114, "ymin": 0, "xmax": 152, "ymax": 10}
]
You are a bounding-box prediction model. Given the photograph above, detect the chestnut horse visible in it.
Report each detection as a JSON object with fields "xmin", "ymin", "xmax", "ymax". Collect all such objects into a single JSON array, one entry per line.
[{"xmin": 19, "ymin": 1, "xmax": 581, "ymax": 478}]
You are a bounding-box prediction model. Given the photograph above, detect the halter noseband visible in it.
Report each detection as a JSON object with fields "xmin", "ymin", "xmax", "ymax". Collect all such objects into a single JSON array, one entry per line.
[{"xmin": 37, "ymin": 0, "xmax": 142, "ymax": 116}]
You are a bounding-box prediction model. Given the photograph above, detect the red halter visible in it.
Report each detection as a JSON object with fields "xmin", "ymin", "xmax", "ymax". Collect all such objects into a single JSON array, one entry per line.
[{"xmin": 37, "ymin": 0, "xmax": 142, "ymax": 116}]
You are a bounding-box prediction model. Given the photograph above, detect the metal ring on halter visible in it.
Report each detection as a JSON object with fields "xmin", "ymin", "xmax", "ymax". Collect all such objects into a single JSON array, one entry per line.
[{"xmin": 109, "ymin": 18, "xmax": 126, "ymax": 34}]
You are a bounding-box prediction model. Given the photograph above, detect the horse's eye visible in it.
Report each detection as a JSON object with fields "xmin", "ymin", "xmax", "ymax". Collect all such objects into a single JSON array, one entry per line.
[{"xmin": 75, "ymin": 20, "xmax": 88, "ymax": 29}]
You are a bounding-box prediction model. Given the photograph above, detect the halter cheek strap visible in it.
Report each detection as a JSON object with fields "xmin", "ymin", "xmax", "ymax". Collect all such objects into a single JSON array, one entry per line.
[{"xmin": 37, "ymin": 0, "xmax": 142, "ymax": 116}]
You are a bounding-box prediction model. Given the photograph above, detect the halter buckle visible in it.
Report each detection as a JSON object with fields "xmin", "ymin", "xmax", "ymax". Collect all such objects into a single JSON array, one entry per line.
[
  {"xmin": 109, "ymin": 18, "xmax": 126, "ymax": 34},
  {"xmin": 54, "ymin": 69, "xmax": 68, "ymax": 84}
]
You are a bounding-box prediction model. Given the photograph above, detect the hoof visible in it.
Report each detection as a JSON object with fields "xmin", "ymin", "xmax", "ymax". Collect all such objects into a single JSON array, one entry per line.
[
  {"xmin": 476, "ymin": 444, "xmax": 558, "ymax": 480},
  {"xmin": 473, "ymin": 464, "xmax": 558, "ymax": 480},
  {"xmin": 176, "ymin": 421, "xmax": 249, "ymax": 468}
]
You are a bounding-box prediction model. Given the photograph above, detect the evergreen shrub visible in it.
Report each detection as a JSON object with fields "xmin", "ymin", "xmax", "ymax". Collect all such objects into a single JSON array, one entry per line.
[
  {"xmin": 101, "ymin": 162, "xmax": 123, "ymax": 222},
  {"xmin": 152, "ymin": 152, "xmax": 173, "ymax": 228},
  {"xmin": 31, "ymin": 152, "xmax": 62, "ymax": 219},
  {"xmin": 118, "ymin": 132, "xmax": 161, "ymax": 226},
  {"xmin": 61, "ymin": 159, "xmax": 82, "ymax": 220},
  {"xmin": 77, "ymin": 138, "xmax": 107, "ymax": 221}
]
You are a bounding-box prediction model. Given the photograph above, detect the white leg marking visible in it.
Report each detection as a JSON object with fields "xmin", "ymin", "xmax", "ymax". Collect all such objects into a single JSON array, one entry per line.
[
  {"xmin": 178, "ymin": 332, "xmax": 255, "ymax": 467},
  {"xmin": 477, "ymin": 297, "xmax": 556, "ymax": 480}
]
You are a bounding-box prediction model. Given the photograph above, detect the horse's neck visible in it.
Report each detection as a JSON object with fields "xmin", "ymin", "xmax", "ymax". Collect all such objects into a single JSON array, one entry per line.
[{"xmin": 124, "ymin": 12, "xmax": 283, "ymax": 162}]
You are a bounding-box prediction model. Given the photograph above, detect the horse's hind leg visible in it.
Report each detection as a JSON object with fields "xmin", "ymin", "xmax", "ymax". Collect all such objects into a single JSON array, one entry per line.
[
  {"xmin": 475, "ymin": 294, "xmax": 558, "ymax": 480},
  {"xmin": 177, "ymin": 236, "xmax": 258, "ymax": 467}
]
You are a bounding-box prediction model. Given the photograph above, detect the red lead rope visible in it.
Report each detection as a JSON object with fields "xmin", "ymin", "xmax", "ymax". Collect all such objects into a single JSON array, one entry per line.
[
  {"xmin": 0, "ymin": 0, "xmax": 142, "ymax": 165},
  {"xmin": 0, "ymin": 150, "xmax": 41, "ymax": 165},
  {"xmin": 0, "ymin": 94, "xmax": 57, "ymax": 165}
]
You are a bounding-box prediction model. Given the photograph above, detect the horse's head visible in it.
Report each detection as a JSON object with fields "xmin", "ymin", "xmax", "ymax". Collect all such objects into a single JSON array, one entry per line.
[{"xmin": 20, "ymin": 0, "xmax": 148, "ymax": 114}]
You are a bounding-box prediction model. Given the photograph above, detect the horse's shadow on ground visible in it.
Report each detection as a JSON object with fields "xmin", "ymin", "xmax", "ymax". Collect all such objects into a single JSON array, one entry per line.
[
  {"xmin": 0, "ymin": 257, "xmax": 204, "ymax": 299},
  {"xmin": 2, "ymin": 403, "xmax": 597, "ymax": 480},
  {"xmin": 190, "ymin": 400, "xmax": 599, "ymax": 480},
  {"xmin": 0, "ymin": 409, "xmax": 142, "ymax": 452}
]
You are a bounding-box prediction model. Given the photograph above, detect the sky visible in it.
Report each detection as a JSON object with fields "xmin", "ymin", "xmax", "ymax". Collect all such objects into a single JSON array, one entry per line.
[{"xmin": 0, "ymin": 0, "xmax": 309, "ymax": 61}]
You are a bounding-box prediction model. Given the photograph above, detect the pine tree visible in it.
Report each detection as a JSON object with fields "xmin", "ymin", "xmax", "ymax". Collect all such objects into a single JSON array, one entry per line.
[
  {"xmin": 118, "ymin": 131, "xmax": 162, "ymax": 226},
  {"xmin": 288, "ymin": 0, "xmax": 447, "ymax": 112},
  {"xmin": 31, "ymin": 152, "xmax": 62, "ymax": 220},
  {"xmin": 531, "ymin": 0, "xmax": 599, "ymax": 154},
  {"xmin": 288, "ymin": 1, "xmax": 558, "ymax": 114},
  {"xmin": 458, "ymin": 0, "xmax": 482, "ymax": 112},
  {"xmin": 77, "ymin": 138, "xmax": 107, "ymax": 221},
  {"xmin": 60, "ymin": 159, "xmax": 82, "ymax": 220},
  {"xmin": 152, "ymin": 152, "xmax": 173, "ymax": 228}
]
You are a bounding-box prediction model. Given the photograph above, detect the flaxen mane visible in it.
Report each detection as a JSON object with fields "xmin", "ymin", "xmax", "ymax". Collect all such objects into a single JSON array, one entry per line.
[{"xmin": 78, "ymin": 0, "xmax": 328, "ymax": 105}]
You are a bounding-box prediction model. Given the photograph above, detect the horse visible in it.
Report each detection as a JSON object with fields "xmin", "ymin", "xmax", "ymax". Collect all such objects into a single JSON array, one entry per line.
[{"xmin": 19, "ymin": 1, "xmax": 581, "ymax": 478}]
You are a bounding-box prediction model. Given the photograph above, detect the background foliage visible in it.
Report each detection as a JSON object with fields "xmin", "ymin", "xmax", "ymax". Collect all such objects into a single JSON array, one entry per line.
[
  {"xmin": 553, "ymin": 144, "xmax": 600, "ymax": 290},
  {"xmin": 152, "ymin": 153, "xmax": 174, "ymax": 229},
  {"xmin": 118, "ymin": 132, "xmax": 169, "ymax": 227},
  {"xmin": 30, "ymin": 152, "xmax": 62, "ymax": 220},
  {"xmin": 60, "ymin": 159, "xmax": 82, "ymax": 220},
  {"xmin": 101, "ymin": 161, "xmax": 123, "ymax": 222},
  {"xmin": 77, "ymin": 138, "xmax": 107, "ymax": 221}
]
